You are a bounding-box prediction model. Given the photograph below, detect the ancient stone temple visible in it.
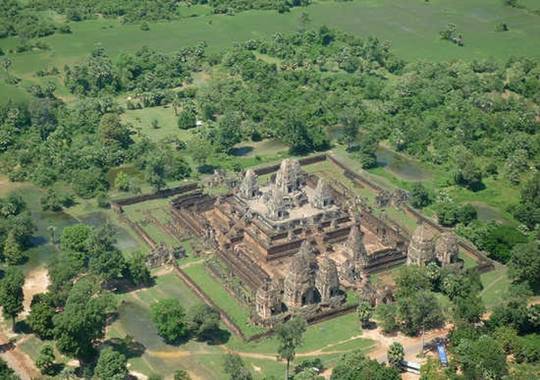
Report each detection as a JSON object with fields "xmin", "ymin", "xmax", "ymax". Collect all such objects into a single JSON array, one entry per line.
[
  {"xmin": 311, "ymin": 178, "xmax": 334, "ymax": 209},
  {"xmin": 255, "ymin": 279, "xmax": 281, "ymax": 320},
  {"xmin": 173, "ymin": 158, "xmax": 408, "ymax": 324},
  {"xmin": 407, "ymin": 225, "xmax": 459, "ymax": 266},
  {"xmin": 283, "ymin": 241, "xmax": 318, "ymax": 308},
  {"xmin": 275, "ymin": 158, "xmax": 303, "ymax": 193},
  {"xmin": 239, "ymin": 169, "xmax": 259, "ymax": 200},
  {"xmin": 406, "ymin": 223, "xmax": 436, "ymax": 266},
  {"xmin": 315, "ymin": 255, "xmax": 340, "ymax": 303},
  {"xmin": 435, "ymin": 232, "xmax": 459, "ymax": 266},
  {"xmin": 340, "ymin": 224, "xmax": 370, "ymax": 282}
]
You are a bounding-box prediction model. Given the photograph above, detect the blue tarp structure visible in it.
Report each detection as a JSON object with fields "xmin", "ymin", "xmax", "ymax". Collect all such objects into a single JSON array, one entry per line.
[{"xmin": 437, "ymin": 343, "xmax": 449, "ymax": 366}]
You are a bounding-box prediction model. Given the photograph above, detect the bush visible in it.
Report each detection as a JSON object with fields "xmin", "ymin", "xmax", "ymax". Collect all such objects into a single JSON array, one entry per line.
[{"xmin": 151, "ymin": 299, "xmax": 188, "ymax": 343}]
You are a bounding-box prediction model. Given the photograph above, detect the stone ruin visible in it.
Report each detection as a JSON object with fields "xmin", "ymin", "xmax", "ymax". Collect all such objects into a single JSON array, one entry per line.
[
  {"xmin": 406, "ymin": 223, "xmax": 459, "ymax": 267},
  {"xmin": 183, "ymin": 158, "xmax": 409, "ymax": 324},
  {"xmin": 146, "ymin": 243, "xmax": 186, "ymax": 268}
]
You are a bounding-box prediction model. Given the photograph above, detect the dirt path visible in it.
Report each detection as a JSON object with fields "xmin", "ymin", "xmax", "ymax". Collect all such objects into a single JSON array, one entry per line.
[
  {"xmin": 0, "ymin": 330, "xmax": 41, "ymax": 380},
  {"xmin": 362, "ymin": 325, "xmax": 450, "ymax": 362},
  {"xmin": 21, "ymin": 267, "xmax": 50, "ymax": 318}
]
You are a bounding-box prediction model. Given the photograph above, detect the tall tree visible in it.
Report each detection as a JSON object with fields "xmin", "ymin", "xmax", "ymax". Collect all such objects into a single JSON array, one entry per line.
[
  {"xmin": 53, "ymin": 277, "xmax": 114, "ymax": 361},
  {"xmin": 36, "ymin": 344, "xmax": 56, "ymax": 376},
  {"xmin": 357, "ymin": 300, "xmax": 374, "ymax": 329},
  {"xmin": 276, "ymin": 317, "xmax": 307, "ymax": 380},
  {"xmin": 3, "ymin": 231, "xmax": 25, "ymax": 264},
  {"xmin": 508, "ymin": 241, "xmax": 540, "ymax": 290},
  {"xmin": 340, "ymin": 109, "xmax": 361, "ymax": 151},
  {"xmin": 0, "ymin": 267, "xmax": 24, "ymax": 330},
  {"xmin": 223, "ymin": 353, "xmax": 252, "ymax": 380},
  {"xmin": 151, "ymin": 299, "xmax": 188, "ymax": 344},
  {"xmin": 187, "ymin": 304, "xmax": 221, "ymax": 341},
  {"xmin": 387, "ymin": 342, "xmax": 404, "ymax": 368},
  {"xmin": 94, "ymin": 347, "xmax": 128, "ymax": 380}
]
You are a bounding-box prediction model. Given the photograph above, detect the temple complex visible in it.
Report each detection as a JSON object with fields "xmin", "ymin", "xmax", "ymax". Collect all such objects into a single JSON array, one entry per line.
[{"xmin": 168, "ymin": 158, "xmax": 410, "ymax": 324}]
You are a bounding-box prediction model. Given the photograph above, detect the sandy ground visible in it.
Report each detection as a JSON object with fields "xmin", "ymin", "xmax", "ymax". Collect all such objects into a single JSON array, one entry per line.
[{"xmin": 21, "ymin": 267, "xmax": 50, "ymax": 318}]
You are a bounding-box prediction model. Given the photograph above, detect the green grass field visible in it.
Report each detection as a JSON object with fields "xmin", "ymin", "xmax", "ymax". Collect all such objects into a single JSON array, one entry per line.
[
  {"xmin": 182, "ymin": 262, "xmax": 265, "ymax": 337},
  {"xmin": 106, "ymin": 271, "xmax": 373, "ymax": 379},
  {"xmin": 2, "ymin": 0, "xmax": 540, "ymax": 104}
]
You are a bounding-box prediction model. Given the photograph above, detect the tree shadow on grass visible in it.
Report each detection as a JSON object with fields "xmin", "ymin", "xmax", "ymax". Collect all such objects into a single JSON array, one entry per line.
[
  {"xmin": 197, "ymin": 164, "xmax": 218, "ymax": 174},
  {"xmin": 230, "ymin": 146, "xmax": 254, "ymax": 157},
  {"xmin": 200, "ymin": 327, "xmax": 231, "ymax": 346},
  {"xmin": 104, "ymin": 336, "xmax": 146, "ymax": 359},
  {"xmin": 14, "ymin": 320, "xmax": 32, "ymax": 334}
]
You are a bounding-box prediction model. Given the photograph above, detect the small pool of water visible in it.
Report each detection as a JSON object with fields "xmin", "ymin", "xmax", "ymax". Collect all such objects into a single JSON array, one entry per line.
[
  {"xmin": 80, "ymin": 212, "xmax": 141, "ymax": 251},
  {"xmin": 471, "ymin": 202, "xmax": 507, "ymax": 223},
  {"xmin": 375, "ymin": 147, "xmax": 432, "ymax": 181}
]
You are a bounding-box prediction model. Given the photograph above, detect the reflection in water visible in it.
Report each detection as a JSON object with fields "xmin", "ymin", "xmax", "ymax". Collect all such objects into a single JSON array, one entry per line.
[
  {"xmin": 375, "ymin": 148, "xmax": 431, "ymax": 181},
  {"xmin": 81, "ymin": 212, "xmax": 140, "ymax": 251}
]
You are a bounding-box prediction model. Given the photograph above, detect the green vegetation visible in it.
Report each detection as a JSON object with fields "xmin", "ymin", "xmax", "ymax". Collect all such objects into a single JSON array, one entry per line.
[{"xmin": 0, "ymin": 0, "xmax": 539, "ymax": 378}]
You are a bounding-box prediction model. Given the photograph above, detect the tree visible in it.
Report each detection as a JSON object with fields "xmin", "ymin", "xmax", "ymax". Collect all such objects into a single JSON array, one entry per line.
[
  {"xmin": 174, "ymin": 369, "xmax": 192, "ymax": 380},
  {"xmin": 177, "ymin": 108, "xmax": 197, "ymax": 130},
  {"xmin": 223, "ymin": 353, "xmax": 252, "ymax": 380},
  {"xmin": 331, "ymin": 350, "xmax": 399, "ymax": 380},
  {"xmin": 127, "ymin": 251, "xmax": 152, "ymax": 287},
  {"xmin": 276, "ymin": 316, "xmax": 307, "ymax": 380},
  {"xmin": 455, "ymin": 335, "xmax": 507, "ymax": 380},
  {"xmin": 410, "ymin": 183, "xmax": 431, "ymax": 209},
  {"xmin": 36, "ymin": 344, "xmax": 56, "ymax": 376},
  {"xmin": 187, "ymin": 304, "xmax": 220, "ymax": 341},
  {"xmin": 452, "ymin": 293, "xmax": 485, "ymax": 324},
  {"xmin": 340, "ymin": 109, "xmax": 360, "ymax": 151},
  {"xmin": 151, "ymin": 299, "xmax": 188, "ymax": 344},
  {"xmin": 375, "ymin": 303, "xmax": 398, "ymax": 334},
  {"xmin": 98, "ymin": 113, "xmax": 132, "ymax": 148},
  {"xmin": 0, "ymin": 358, "xmax": 19, "ymax": 380},
  {"xmin": 453, "ymin": 154, "xmax": 483, "ymax": 191},
  {"xmin": 27, "ymin": 295, "xmax": 56, "ymax": 339},
  {"xmin": 114, "ymin": 172, "xmax": 130, "ymax": 192},
  {"xmin": 215, "ymin": 112, "xmax": 242, "ymax": 153},
  {"xmin": 145, "ymin": 155, "xmax": 167, "ymax": 191},
  {"xmin": 188, "ymin": 135, "xmax": 214, "ymax": 167},
  {"xmin": 94, "ymin": 347, "xmax": 128, "ymax": 380},
  {"xmin": 60, "ymin": 224, "xmax": 93, "ymax": 253},
  {"xmin": 419, "ymin": 357, "xmax": 447, "ymax": 380},
  {"xmin": 387, "ymin": 342, "xmax": 404, "ymax": 369},
  {"xmin": 0, "ymin": 267, "xmax": 24, "ymax": 330},
  {"xmin": 53, "ymin": 277, "xmax": 114, "ymax": 361},
  {"xmin": 3, "ymin": 230, "xmax": 25, "ymax": 264},
  {"xmin": 395, "ymin": 266, "xmax": 431, "ymax": 298},
  {"xmin": 1, "ymin": 57, "xmax": 11, "ymax": 73},
  {"xmin": 508, "ymin": 241, "xmax": 540, "ymax": 291},
  {"xmin": 397, "ymin": 291, "xmax": 443, "ymax": 350},
  {"xmin": 357, "ymin": 300, "xmax": 373, "ymax": 328}
]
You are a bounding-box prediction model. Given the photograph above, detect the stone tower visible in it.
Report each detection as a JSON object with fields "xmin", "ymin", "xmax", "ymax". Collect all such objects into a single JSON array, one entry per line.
[
  {"xmin": 315, "ymin": 255, "xmax": 339, "ymax": 303},
  {"xmin": 266, "ymin": 187, "xmax": 288, "ymax": 221},
  {"xmin": 275, "ymin": 159, "xmax": 303, "ymax": 193},
  {"xmin": 347, "ymin": 224, "xmax": 369, "ymax": 272},
  {"xmin": 283, "ymin": 241, "xmax": 316, "ymax": 308},
  {"xmin": 255, "ymin": 279, "xmax": 280, "ymax": 320},
  {"xmin": 407, "ymin": 223, "xmax": 436, "ymax": 266},
  {"xmin": 239, "ymin": 169, "xmax": 259, "ymax": 199},
  {"xmin": 311, "ymin": 178, "xmax": 333, "ymax": 209},
  {"xmin": 435, "ymin": 232, "xmax": 459, "ymax": 266}
]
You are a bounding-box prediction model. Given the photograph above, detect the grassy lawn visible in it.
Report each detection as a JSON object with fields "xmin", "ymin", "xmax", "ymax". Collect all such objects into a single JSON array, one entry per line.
[
  {"xmin": 182, "ymin": 262, "xmax": 264, "ymax": 337},
  {"xmin": 107, "ymin": 270, "xmax": 374, "ymax": 379},
  {"xmin": 122, "ymin": 106, "xmax": 195, "ymax": 143},
  {"xmin": 480, "ymin": 266, "xmax": 511, "ymax": 309}
]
